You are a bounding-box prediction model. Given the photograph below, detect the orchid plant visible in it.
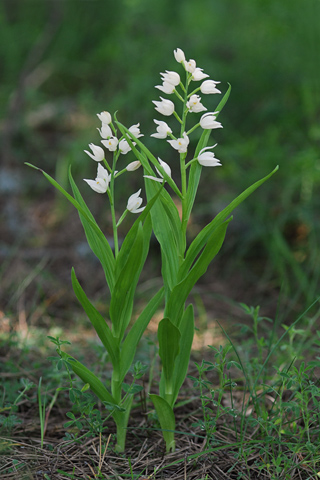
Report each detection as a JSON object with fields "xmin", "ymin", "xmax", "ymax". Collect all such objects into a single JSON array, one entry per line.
[{"xmin": 26, "ymin": 47, "xmax": 278, "ymax": 453}]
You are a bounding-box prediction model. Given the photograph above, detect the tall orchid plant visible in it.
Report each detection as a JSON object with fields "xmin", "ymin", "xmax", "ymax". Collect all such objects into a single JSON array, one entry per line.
[{"xmin": 27, "ymin": 47, "xmax": 277, "ymax": 453}]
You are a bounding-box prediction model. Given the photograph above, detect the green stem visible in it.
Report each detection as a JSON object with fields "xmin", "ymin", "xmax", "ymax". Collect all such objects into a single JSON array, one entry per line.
[{"xmin": 108, "ymin": 152, "xmax": 120, "ymax": 258}]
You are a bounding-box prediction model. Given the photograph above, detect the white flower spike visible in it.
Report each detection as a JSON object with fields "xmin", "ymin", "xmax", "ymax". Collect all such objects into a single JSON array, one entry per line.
[
  {"xmin": 187, "ymin": 94, "xmax": 207, "ymax": 113},
  {"xmin": 144, "ymin": 158, "xmax": 171, "ymax": 183},
  {"xmin": 151, "ymin": 119, "xmax": 172, "ymax": 139},
  {"xmin": 197, "ymin": 145, "xmax": 222, "ymax": 167},
  {"xmin": 153, "ymin": 97, "xmax": 175, "ymax": 116},
  {"xmin": 200, "ymin": 80, "xmax": 221, "ymax": 95},
  {"xmin": 97, "ymin": 111, "xmax": 112, "ymax": 124},
  {"xmin": 200, "ymin": 112, "xmax": 223, "ymax": 130},
  {"xmin": 127, "ymin": 189, "xmax": 145, "ymax": 213},
  {"xmin": 167, "ymin": 132, "xmax": 189, "ymax": 153},
  {"xmin": 84, "ymin": 143, "xmax": 105, "ymax": 162},
  {"xmin": 83, "ymin": 164, "xmax": 110, "ymax": 193},
  {"xmin": 101, "ymin": 136, "xmax": 118, "ymax": 152},
  {"xmin": 174, "ymin": 48, "xmax": 185, "ymax": 63}
]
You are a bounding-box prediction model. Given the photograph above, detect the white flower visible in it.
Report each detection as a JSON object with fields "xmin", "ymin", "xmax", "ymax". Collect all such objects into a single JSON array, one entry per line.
[
  {"xmin": 84, "ymin": 143, "xmax": 105, "ymax": 162},
  {"xmin": 191, "ymin": 68, "xmax": 209, "ymax": 81},
  {"xmin": 152, "ymin": 97, "xmax": 175, "ymax": 116},
  {"xmin": 83, "ymin": 164, "xmax": 110, "ymax": 193},
  {"xmin": 187, "ymin": 94, "xmax": 207, "ymax": 113},
  {"xmin": 197, "ymin": 145, "xmax": 222, "ymax": 167},
  {"xmin": 97, "ymin": 124, "xmax": 112, "ymax": 139},
  {"xmin": 155, "ymin": 81, "xmax": 176, "ymax": 94},
  {"xmin": 144, "ymin": 158, "xmax": 171, "ymax": 183},
  {"xmin": 119, "ymin": 138, "xmax": 134, "ymax": 154},
  {"xmin": 127, "ymin": 189, "xmax": 145, "ymax": 213},
  {"xmin": 167, "ymin": 132, "xmax": 189, "ymax": 153},
  {"xmin": 200, "ymin": 80, "xmax": 221, "ymax": 94},
  {"xmin": 97, "ymin": 111, "xmax": 112, "ymax": 124},
  {"xmin": 160, "ymin": 70, "xmax": 180, "ymax": 86},
  {"xmin": 129, "ymin": 123, "xmax": 144, "ymax": 138},
  {"xmin": 126, "ymin": 161, "xmax": 141, "ymax": 171},
  {"xmin": 151, "ymin": 119, "xmax": 172, "ymax": 139},
  {"xmin": 200, "ymin": 112, "xmax": 223, "ymax": 130},
  {"xmin": 101, "ymin": 136, "xmax": 118, "ymax": 152},
  {"xmin": 184, "ymin": 59, "xmax": 196, "ymax": 73},
  {"xmin": 174, "ymin": 48, "xmax": 185, "ymax": 63}
]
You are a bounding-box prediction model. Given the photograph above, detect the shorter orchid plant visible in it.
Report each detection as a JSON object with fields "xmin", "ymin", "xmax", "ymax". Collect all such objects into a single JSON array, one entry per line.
[{"xmin": 27, "ymin": 47, "xmax": 277, "ymax": 453}]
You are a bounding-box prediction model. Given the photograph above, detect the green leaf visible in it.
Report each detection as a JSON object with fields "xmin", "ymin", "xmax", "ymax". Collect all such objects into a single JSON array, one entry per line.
[
  {"xmin": 171, "ymin": 305, "xmax": 195, "ymax": 405},
  {"xmin": 120, "ymin": 287, "xmax": 164, "ymax": 383},
  {"xmin": 68, "ymin": 169, "xmax": 115, "ymax": 292},
  {"xmin": 181, "ymin": 165, "xmax": 279, "ymax": 280},
  {"xmin": 149, "ymin": 394, "xmax": 176, "ymax": 452},
  {"xmin": 158, "ymin": 318, "xmax": 181, "ymax": 402},
  {"xmin": 25, "ymin": 163, "xmax": 116, "ymax": 292},
  {"xmin": 166, "ymin": 219, "xmax": 231, "ymax": 326},
  {"xmin": 109, "ymin": 223, "xmax": 145, "ymax": 339},
  {"xmin": 144, "ymin": 179, "xmax": 181, "ymax": 293},
  {"xmin": 71, "ymin": 268, "xmax": 119, "ymax": 365},
  {"xmin": 61, "ymin": 352, "xmax": 117, "ymax": 406}
]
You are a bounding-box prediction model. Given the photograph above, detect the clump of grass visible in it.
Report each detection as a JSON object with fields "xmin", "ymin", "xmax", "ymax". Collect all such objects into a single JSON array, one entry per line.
[{"xmin": 188, "ymin": 299, "xmax": 320, "ymax": 479}]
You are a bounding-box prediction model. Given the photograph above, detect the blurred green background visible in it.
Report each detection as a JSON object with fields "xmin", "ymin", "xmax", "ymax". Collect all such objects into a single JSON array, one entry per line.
[{"xmin": 1, "ymin": 0, "xmax": 319, "ymax": 316}]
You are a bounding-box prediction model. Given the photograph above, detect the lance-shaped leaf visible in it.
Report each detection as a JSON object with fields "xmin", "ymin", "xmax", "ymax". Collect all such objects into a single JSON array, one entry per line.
[
  {"xmin": 158, "ymin": 318, "xmax": 181, "ymax": 403},
  {"xmin": 61, "ymin": 352, "xmax": 116, "ymax": 405},
  {"xmin": 69, "ymin": 168, "xmax": 115, "ymax": 292},
  {"xmin": 144, "ymin": 179, "xmax": 181, "ymax": 293},
  {"xmin": 171, "ymin": 305, "xmax": 195, "ymax": 406},
  {"xmin": 119, "ymin": 287, "xmax": 164, "ymax": 383},
  {"xmin": 165, "ymin": 219, "xmax": 231, "ymax": 326},
  {"xmin": 71, "ymin": 268, "xmax": 119, "ymax": 366},
  {"xmin": 149, "ymin": 394, "xmax": 176, "ymax": 452},
  {"xmin": 180, "ymin": 166, "xmax": 279, "ymax": 281},
  {"xmin": 110, "ymin": 222, "xmax": 145, "ymax": 339},
  {"xmin": 25, "ymin": 163, "xmax": 115, "ymax": 292},
  {"xmin": 186, "ymin": 84, "xmax": 231, "ymax": 222}
]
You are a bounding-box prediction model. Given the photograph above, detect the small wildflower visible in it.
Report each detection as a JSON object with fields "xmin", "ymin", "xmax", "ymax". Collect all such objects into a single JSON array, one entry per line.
[
  {"xmin": 200, "ymin": 112, "xmax": 223, "ymax": 130},
  {"xmin": 153, "ymin": 97, "xmax": 175, "ymax": 116},
  {"xmin": 83, "ymin": 164, "xmax": 110, "ymax": 193},
  {"xmin": 167, "ymin": 132, "xmax": 189, "ymax": 153},
  {"xmin": 197, "ymin": 145, "xmax": 222, "ymax": 167},
  {"xmin": 84, "ymin": 143, "xmax": 105, "ymax": 162},
  {"xmin": 174, "ymin": 48, "xmax": 185, "ymax": 63},
  {"xmin": 160, "ymin": 70, "xmax": 180, "ymax": 86},
  {"xmin": 119, "ymin": 138, "xmax": 134, "ymax": 155},
  {"xmin": 200, "ymin": 80, "xmax": 221, "ymax": 94},
  {"xmin": 187, "ymin": 94, "xmax": 207, "ymax": 113},
  {"xmin": 126, "ymin": 161, "xmax": 141, "ymax": 171},
  {"xmin": 128, "ymin": 123, "xmax": 144, "ymax": 139},
  {"xmin": 101, "ymin": 136, "xmax": 118, "ymax": 152},
  {"xmin": 144, "ymin": 158, "xmax": 171, "ymax": 183},
  {"xmin": 97, "ymin": 111, "xmax": 112, "ymax": 124},
  {"xmin": 184, "ymin": 59, "xmax": 196, "ymax": 73},
  {"xmin": 155, "ymin": 81, "xmax": 176, "ymax": 94},
  {"xmin": 127, "ymin": 189, "xmax": 145, "ymax": 213},
  {"xmin": 191, "ymin": 68, "xmax": 209, "ymax": 81},
  {"xmin": 97, "ymin": 124, "xmax": 112, "ymax": 139},
  {"xmin": 151, "ymin": 119, "xmax": 172, "ymax": 139}
]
